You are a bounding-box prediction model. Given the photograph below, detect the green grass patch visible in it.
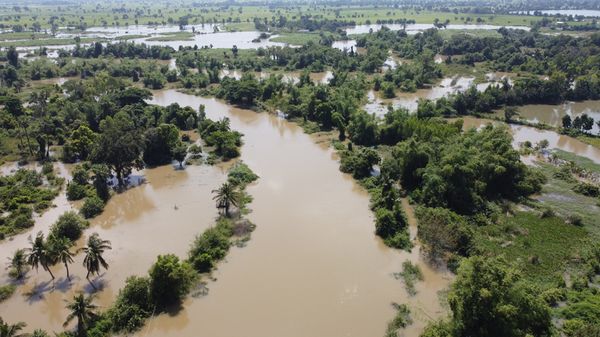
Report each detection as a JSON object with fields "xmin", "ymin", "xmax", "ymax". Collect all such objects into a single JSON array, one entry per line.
[
  {"xmin": 475, "ymin": 211, "xmax": 588, "ymax": 287},
  {"xmin": 270, "ymin": 33, "xmax": 322, "ymax": 45}
]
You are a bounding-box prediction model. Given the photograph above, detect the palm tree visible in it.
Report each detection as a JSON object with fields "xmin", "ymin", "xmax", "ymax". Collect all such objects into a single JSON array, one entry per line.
[
  {"xmin": 26, "ymin": 232, "xmax": 55, "ymax": 280},
  {"xmin": 6, "ymin": 249, "xmax": 28, "ymax": 280},
  {"xmin": 211, "ymin": 182, "xmax": 240, "ymax": 217},
  {"xmin": 49, "ymin": 236, "xmax": 75, "ymax": 281},
  {"xmin": 79, "ymin": 233, "xmax": 111, "ymax": 289},
  {"xmin": 0, "ymin": 317, "xmax": 26, "ymax": 337},
  {"xmin": 63, "ymin": 293, "xmax": 98, "ymax": 337}
]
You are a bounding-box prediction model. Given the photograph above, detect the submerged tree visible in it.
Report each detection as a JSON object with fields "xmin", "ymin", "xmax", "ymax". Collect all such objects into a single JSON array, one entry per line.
[
  {"xmin": 7, "ymin": 249, "xmax": 28, "ymax": 280},
  {"xmin": 79, "ymin": 233, "xmax": 112, "ymax": 289},
  {"xmin": 26, "ymin": 232, "xmax": 55, "ymax": 280},
  {"xmin": 48, "ymin": 236, "xmax": 75, "ymax": 281},
  {"xmin": 211, "ymin": 182, "xmax": 240, "ymax": 217},
  {"xmin": 63, "ymin": 293, "xmax": 98, "ymax": 337}
]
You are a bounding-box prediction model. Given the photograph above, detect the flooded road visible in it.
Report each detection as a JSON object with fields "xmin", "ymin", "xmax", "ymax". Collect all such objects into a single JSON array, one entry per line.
[
  {"xmin": 344, "ymin": 23, "xmax": 530, "ymax": 35},
  {"xmin": 141, "ymin": 90, "xmax": 451, "ymax": 337}
]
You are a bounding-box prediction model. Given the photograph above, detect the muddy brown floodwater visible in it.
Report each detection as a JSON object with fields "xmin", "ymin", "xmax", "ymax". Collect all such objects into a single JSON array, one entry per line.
[
  {"xmin": 142, "ymin": 90, "xmax": 451, "ymax": 337},
  {"xmin": 0, "ymin": 90, "xmax": 450, "ymax": 337},
  {"xmin": 0, "ymin": 163, "xmax": 228, "ymax": 332}
]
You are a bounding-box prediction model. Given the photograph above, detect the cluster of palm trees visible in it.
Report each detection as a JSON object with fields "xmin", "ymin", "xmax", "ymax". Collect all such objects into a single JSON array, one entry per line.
[{"xmin": 6, "ymin": 232, "xmax": 111, "ymax": 289}]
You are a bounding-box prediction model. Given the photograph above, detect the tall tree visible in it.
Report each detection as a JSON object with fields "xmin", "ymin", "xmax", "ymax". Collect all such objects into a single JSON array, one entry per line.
[
  {"xmin": 79, "ymin": 233, "xmax": 111, "ymax": 289},
  {"xmin": 26, "ymin": 232, "xmax": 55, "ymax": 280},
  {"xmin": 6, "ymin": 46, "xmax": 19, "ymax": 68},
  {"xmin": 211, "ymin": 182, "xmax": 240, "ymax": 217},
  {"xmin": 91, "ymin": 111, "xmax": 144, "ymax": 187},
  {"xmin": 63, "ymin": 293, "xmax": 98, "ymax": 337},
  {"xmin": 48, "ymin": 236, "xmax": 75, "ymax": 281}
]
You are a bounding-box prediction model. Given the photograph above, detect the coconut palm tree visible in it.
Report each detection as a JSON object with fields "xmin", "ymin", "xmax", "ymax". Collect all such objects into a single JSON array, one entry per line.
[
  {"xmin": 49, "ymin": 236, "xmax": 75, "ymax": 281},
  {"xmin": 63, "ymin": 293, "xmax": 97, "ymax": 337},
  {"xmin": 6, "ymin": 249, "xmax": 28, "ymax": 280},
  {"xmin": 0, "ymin": 318, "xmax": 26, "ymax": 337},
  {"xmin": 26, "ymin": 232, "xmax": 55, "ymax": 280},
  {"xmin": 211, "ymin": 182, "xmax": 240, "ymax": 217},
  {"xmin": 79, "ymin": 233, "xmax": 111, "ymax": 289}
]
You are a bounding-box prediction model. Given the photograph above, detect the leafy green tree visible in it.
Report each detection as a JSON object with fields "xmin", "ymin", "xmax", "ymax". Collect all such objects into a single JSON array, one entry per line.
[
  {"xmin": 48, "ymin": 236, "xmax": 75, "ymax": 281},
  {"xmin": 172, "ymin": 144, "xmax": 188, "ymax": 169},
  {"xmin": 65, "ymin": 125, "xmax": 97, "ymax": 161},
  {"xmin": 80, "ymin": 233, "xmax": 112, "ymax": 289},
  {"xmin": 63, "ymin": 293, "xmax": 98, "ymax": 337},
  {"xmin": 49, "ymin": 212, "xmax": 88, "ymax": 241},
  {"xmin": 0, "ymin": 317, "xmax": 26, "ymax": 337},
  {"xmin": 143, "ymin": 124, "xmax": 181, "ymax": 166},
  {"xmin": 445, "ymin": 257, "xmax": 552, "ymax": 337},
  {"xmin": 92, "ymin": 111, "xmax": 144, "ymax": 187},
  {"xmin": 91, "ymin": 164, "xmax": 111, "ymax": 202},
  {"xmin": 26, "ymin": 232, "xmax": 55, "ymax": 280},
  {"xmin": 212, "ymin": 182, "xmax": 241, "ymax": 217},
  {"xmin": 7, "ymin": 249, "xmax": 28, "ymax": 280},
  {"xmin": 7, "ymin": 46, "xmax": 19, "ymax": 68},
  {"xmin": 149, "ymin": 254, "xmax": 195, "ymax": 309}
]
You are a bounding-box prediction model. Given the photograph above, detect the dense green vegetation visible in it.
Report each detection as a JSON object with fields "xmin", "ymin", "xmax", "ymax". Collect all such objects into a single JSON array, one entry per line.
[{"xmin": 2, "ymin": 1, "xmax": 600, "ymax": 337}]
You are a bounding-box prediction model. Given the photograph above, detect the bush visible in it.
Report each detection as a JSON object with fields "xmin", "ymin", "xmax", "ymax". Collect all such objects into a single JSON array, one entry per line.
[
  {"xmin": 573, "ymin": 182, "xmax": 600, "ymax": 197},
  {"xmin": 67, "ymin": 182, "xmax": 88, "ymax": 201},
  {"xmin": 80, "ymin": 196, "xmax": 105, "ymax": 219},
  {"xmin": 50, "ymin": 211, "xmax": 88, "ymax": 241},
  {"xmin": 227, "ymin": 162, "xmax": 259, "ymax": 187},
  {"xmin": 568, "ymin": 214, "xmax": 584, "ymax": 227},
  {"xmin": 188, "ymin": 219, "xmax": 232, "ymax": 273},
  {"xmin": 149, "ymin": 254, "xmax": 196, "ymax": 309}
]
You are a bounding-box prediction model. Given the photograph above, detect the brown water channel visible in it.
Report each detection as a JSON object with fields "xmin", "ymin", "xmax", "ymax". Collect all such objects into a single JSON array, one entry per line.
[{"xmin": 0, "ymin": 89, "xmax": 450, "ymax": 337}]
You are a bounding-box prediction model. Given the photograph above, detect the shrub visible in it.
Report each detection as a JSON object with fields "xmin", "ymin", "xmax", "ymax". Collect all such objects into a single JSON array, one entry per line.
[
  {"xmin": 50, "ymin": 211, "xmax": 88, "ymax": 241},
  {"xmin": 573, "ymin": 182, "xmax": 600, "ymax": 197},
  {"xmin": 80, "ymin": 196, "xmax": 105, "ymax": 219},
  {"xmin": 67, "ymin": 182, "xmax": 88, "ymax": 201},
  {"xmin": 567, "ymin": 214, "xmax": 584, "ymax": 227},
  {"xmin": 227, "ymin": 162, "xmax": 259, "ymax": 187},
  {"xmin": 188, "ymin": 219, "xmax": 232, "ymax": 273},
  {"xmin": 149, "ymin": 254, "xmax": 196, "ymax": 309}
]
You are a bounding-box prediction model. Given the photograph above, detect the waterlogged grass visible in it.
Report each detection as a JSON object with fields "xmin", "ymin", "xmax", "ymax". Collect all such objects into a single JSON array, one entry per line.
[
  {"xmin": 393, "ymin": 261, "xmax": 424, "ymax": 296},
  {"xmin": 0, "ymin": 37, "xmax": 102, "ymax": 47},
  {"xmin": 577, "ymin": 134, "xmax": 600, "ymax": 150},
  {"xmin": 552, "ymin": 149, "xmax": 600, "ymax": 174},
  {"xmin": 475, "ymin": 211, "xmax": 588, "ymax": 287},
  {"xmin": 535, "ymin": 161, "xmax": 600, "ymax": 237},
  {"xmin": 147, "ymin": 31, "xmax": 195, "ymax": 41}
]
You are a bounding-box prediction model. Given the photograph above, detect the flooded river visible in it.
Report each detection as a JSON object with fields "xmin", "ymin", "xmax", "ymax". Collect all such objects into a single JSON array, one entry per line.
[{"xmin": 1, "ymin": 90, "xmax": 450, "ymax": 336}]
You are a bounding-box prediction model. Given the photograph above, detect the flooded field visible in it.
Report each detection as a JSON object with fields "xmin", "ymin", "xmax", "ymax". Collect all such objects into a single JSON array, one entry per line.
[
  {"xmin": 494, "ymin": 100, "xmax": 600, "ymax": 134},
  {"xmin": 459, "ymin": 116, "xmax": 600, "ymax": 164},
  {"xmin": 344, "ymin": 23, "xmax": 530, "ymax": 35}
]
